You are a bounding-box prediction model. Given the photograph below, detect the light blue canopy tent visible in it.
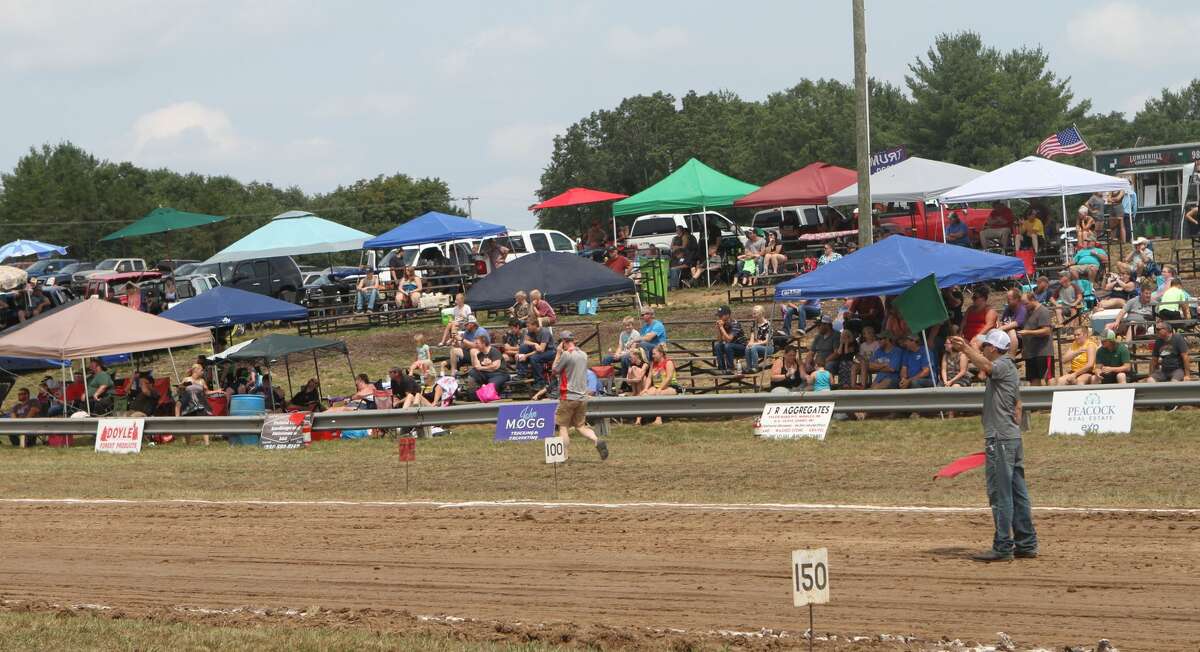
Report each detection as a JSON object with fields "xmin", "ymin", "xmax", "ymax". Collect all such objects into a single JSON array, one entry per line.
[
  {"xmin": 0, "ymin": 239, "xmax": 67, "ymax": 262},
  {"xmin": 363, "ymin": 211, "xmax": 506, "ymax": 249},
  {"xmin": 774, "ymin": 236, "xmax": 1027, "ymax": 300},
  {"xmin": 204, "ymin": 211, "xmax": 373, "ymax": 264}
]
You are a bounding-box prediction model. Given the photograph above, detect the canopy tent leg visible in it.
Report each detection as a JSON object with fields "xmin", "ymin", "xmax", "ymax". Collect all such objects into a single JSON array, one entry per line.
[
  {"xmin": 702, "ymin": 205, "xmax": 710, "ymax": 288},
  {"xmin": 312, "ymin": 352, "xmax": 325, "ymax": 404},
  {"xmin": 1059, "ymin": 193, "xmax": 1070, "ymax": 265},
  {"xmin": 938, "ymin": 203, "xmax": 947, "ymax": 243},
  {"xmin": 167, "ymin": 347, "xmax": 181, "ymax": 383},
  {"xmin": 284, "ymin": 357, "xmax": 294, "ymax": 399},
  {"xmin": 612, "ymin": 215, "xmax": 617, "ymax": 246},
  {"xmin": 345, "ymin": 351, "xmax": 356, "ymax": 380},
  {"xmin": 81, "ymin": 358, "xmax": 92, "ymax": 415},
  {"xmin": 60, "ymin": 361, "xmax": 70, "ymax": 415},
  {"xmin": 266, "ymin": 362, "xmax": 276, "ymax": 411}
]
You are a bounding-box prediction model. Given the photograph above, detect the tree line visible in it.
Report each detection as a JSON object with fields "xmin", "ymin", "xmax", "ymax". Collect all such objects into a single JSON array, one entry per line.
[
  {"xmin": 536, "ymin": 31, "xmax": 1200, "ymax": 234},
  {"xmin": 0, "ymin": 143, "xmax": 461, "ymax": 263}
]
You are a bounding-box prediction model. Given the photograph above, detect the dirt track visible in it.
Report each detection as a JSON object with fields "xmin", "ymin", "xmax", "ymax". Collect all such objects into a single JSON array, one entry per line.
[{"xmin": 0, "ymin": 502, "xmax": 1196, "ymax": 650}]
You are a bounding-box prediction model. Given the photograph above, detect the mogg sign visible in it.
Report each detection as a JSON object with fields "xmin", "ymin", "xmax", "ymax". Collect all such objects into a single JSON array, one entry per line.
[{"xmin": 494, "ymin": 403, "xmax": 556, "ymax": 442}]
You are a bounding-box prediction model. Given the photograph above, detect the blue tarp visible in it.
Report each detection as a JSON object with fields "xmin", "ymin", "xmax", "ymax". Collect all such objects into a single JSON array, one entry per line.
[
  {"xmin": 774, "ymin": 236, "xmax": 1027, "ymax": 301},
  {"xmin": 363, "ymin": 211, "xmax": 506, "ymax": 249},
  {"xmin": 159, "ymin": 286, "xmax": 307, "ymax": 328}
]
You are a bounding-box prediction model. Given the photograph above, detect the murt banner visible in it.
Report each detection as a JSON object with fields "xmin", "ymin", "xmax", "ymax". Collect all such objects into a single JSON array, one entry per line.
[
  {"xmin": 494, "ymin": 403, "xmax": 556, "ymax": 441},
  {"xmin": 870, "ymin": 145, "xmax": 908, "ymax": 174}
]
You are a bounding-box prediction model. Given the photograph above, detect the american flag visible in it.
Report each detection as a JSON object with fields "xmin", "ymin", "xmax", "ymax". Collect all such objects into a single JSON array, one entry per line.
[{"xmin": 1036, "ymin": 126, "xmax": 1089, "ymax": 158}]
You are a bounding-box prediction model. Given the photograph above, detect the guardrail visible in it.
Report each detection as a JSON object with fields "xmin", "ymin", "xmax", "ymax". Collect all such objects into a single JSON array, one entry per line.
[{"xmin": 1, "ymin": 382, "xmax": 1196, "ymax": 436}]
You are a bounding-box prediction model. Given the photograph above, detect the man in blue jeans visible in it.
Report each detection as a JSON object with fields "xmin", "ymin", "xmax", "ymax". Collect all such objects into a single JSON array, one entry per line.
[
  {"xmin": 951, "ymin": 329, "xmax": 1038, "ymax": 562},
  {"xmin": 780, "ymin": 299, "xmax": 821, "ymax": 335},
  {"xmin": 711, "ymin": 305, "xmax": 747, "ymax": 373}
]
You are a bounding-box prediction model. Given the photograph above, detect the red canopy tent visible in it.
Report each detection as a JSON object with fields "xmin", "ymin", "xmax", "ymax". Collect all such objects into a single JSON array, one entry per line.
[
  {"xmin": 733, "ymin": 162, "xmax": 856, "ymax": 208},
  {"xmin": 530, "ymin": 187, "xmax": 629, "ymax": 243}
]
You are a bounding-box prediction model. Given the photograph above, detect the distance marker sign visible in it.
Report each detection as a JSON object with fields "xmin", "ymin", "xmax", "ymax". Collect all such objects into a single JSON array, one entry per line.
[
  {"xmin": 544, "ymin": 436, "xmax": 567, "ymax": 464},
  {"xmin": 791, "ymin": 548, "xmax": 829, "ymax": 607}
]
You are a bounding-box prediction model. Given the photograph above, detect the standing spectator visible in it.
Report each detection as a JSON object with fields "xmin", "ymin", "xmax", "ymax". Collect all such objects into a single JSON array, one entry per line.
[
  {"xmin": 529, "ymin": 289, "xmax": 557, "ymax": 327},
  {"xmin": 1018, "ymin": 292, "xmax": 1055, "ymax": 386},
  {"xmin": 635, "ymin": 307, "xmax": 667, "ymax": 361},
  {"xmin": 941, "ymin": 324, "xmax": 972, "ymax": 387},
  {"xmin": 945, "ymin": 213, "xmax": 970, "ymax": 246},
  {"xmin": 898, "ymin": 334, "xmax": 935, "ymax": 389},
  {"xmin": 780, "ymin": 298, "xmax": 822, "ymax": 336},
  {"xmin": 817, "ymin": 242, "xmax": 842, "ymax": 266},
  {"xmin": 805, "ymin": 316, "xmax": 838, "ymax": 372},
  {"xmin": 711, "ymin": 305, "xmax": 747, "ymax": 373},
  {"xmin": 762, "ymin": 231, "xmax": 788, "ymax": 274},
  {"xmin": 1070, "ymin": 241, "xmax": 1108, "ymax": 283},
  {"xmin": 1052, "ymin": 272, "xmax": 1084, "ymax": 324},
  {"xmin": 1092, "ymin": 331, "xmax": 1132, "ymax": 385},
  {"xmin": 1120, "ymin": 177, "xmax": 1138, "ymax": 241},
  {"xmin": 867, "ymin": 331, "xmax": 903, "ymax": 389},
  {"xmin": 508, "ymin": 291, "xmax": 531, "ymax": 323},
  {"xmin": 438, "ymin": 293, "xmax": 473, "ymax": 347},
  {"xmin": 468, "ymin": 335, "xmax": 510, "ymax": 392},
  {"xmin": 768, "ymin": 344, "xmax": 807, "ymax": 393},
  {"xmin": 551, "ymin": 330, "xmax": 609, "ymax": 460},
  {"xmin": 980, "ymin": 201, "xmax": 1015, "ymax": 249},
  {"xmin": 962, "ymin": 288, "xmax": 999, "ymax": 348},
  {"xmin": 5, "ymin": 388, "xmax": 41, "ymax": 447},
  {"xmin": 604, "ymin": 247, "xmax": 632, "ymax": 276},
  {"xmin": 1147, "ymin": 321, "xmax": 1192, "ymax": 383},
  {"xmin": 997, "ymin": 289, "xmax": 1027, "ymax": 353},
  {"xmin": 124, "ymin": 282, "xmax": 144, "ymax": 311},
  {"xmin": 584, "ymin": 221, "xmax": 607, "ymax": 251},
  {"xmin": 1086, "ymin": 191, "xmax": 1106, "ymax": 228},
  {"xmin": 1055, "ymin": 326, "xmax": 1098, "ymax": 386},
  {"xmin": 396, "ymin": 266, "xmax": 423, "ymax": 308},
  {"xmin": 1106, "ymin": 186, "xmax": 1130, "ymax": 243},
  {"xmin": 845, "ymin": 295, "xmax": 885, "ymax": 333},
  {"xmin": 744, "ymin": 305, "xmax": 773, "ymax": 372},
  {"xmin": 355, "ymin": 269, "xmax": 381, "ymax": 313},
  {"xmin": 517, "ymin": 318, "xmax": 555, "ymax": 389}
]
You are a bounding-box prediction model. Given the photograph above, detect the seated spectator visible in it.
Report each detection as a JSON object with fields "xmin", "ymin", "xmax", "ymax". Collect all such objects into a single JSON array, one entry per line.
[
  {"xmin": 944, "ymin": 212, "xmax": 970, "ymax": 246},
  {"xmin": 1019, "ymin": 208, "xmax": 1044, "ymax": 252},
  {"xmin": 1092, "ymin": 330, "xmax": 1131, "ymax": 385},
  {"xmin": 669, "ymin": 246, "xmax": 693, "ymax": 290},
  {"xmin": 996, "ymin": 289, "xmax": 1026, "ymax": 353},
  {"xmin": 174, "ymin": 379, "xmax": 211, "ymax": 416},
  {"xmin": 396, "ymin": 266, "xmax": 423, "ymax": 308},
  {"xmin": 1077, "ymin": 203, "xmax": 1097, "ymax": 242},
  {"xmin": 5, "ymin": 388, "xmax": 41, "ymax": 447},
  {"xmin": 517, "ymin": 318, "xmax": 555, "ymax": 388},
  {"xmin": 898, "ymin": 334, "xmax": 935, "ymax": 389},
  {"xmin": 962, "ymin": 287, "xmax": 998, "ymax": 348},
  {"xmin": 330, "ymin": 374, "xmax": 377, "ymax": 411},
  {"xmin": 37, "ymin": 378, "xmax": 65, "ymax": 417},
  {"xmin": 83, "ymin": 359, "xmax": 115, "ymax": 414},
  {"xmin": 780, "ymin": 299, "xmax": 822, "ymax": 336},
  {"xmin": 499, "ymin": 318, "xmax": 524, "ymax": 366},
  {"xmin": 355, "ymin": 269, "xmax": 381, "ymax": 313},
  {"xmin": 852, "ymin": 325, "xmax": 881, "ymax": 389},
  {"xmin": 1056, "ymin": 326, "xmax": 1098, "ymax": 386},
  {"xmin": 382, "ymin": 367, "xmax": 419, "ymax": 409},
  {"xmin": 744, "ymin": 305, "xmax": 773, "ymax": 372},
  {"xmin": 1157, "ymin": 278, "xmax": 1192, "ymax": 320},
  {"xmin": 883, "ymin": 297, "xmax": 910, "ymax": 339},
  {"xmin": 817, "ymin": 242, "xmax": 842, "ymax": 266},
  {"xmin": 762, "ymin": 231, "xmax": 788, "ymax": 274},
  {"xmin": 468, "ymin": 335, "xmax": 509, "ymax": 393},
  {"xmin": 868, "ymin": 331, "xmax": 903, "ymax": 389},
  {"xmin": 1117, "ymin": 237, "xmax": 1155, "ymax": 278},
  {"xmin": 1147, "ymin": 321, "xmax": 1192, "ymax": 383},
  {"xmin": 736, "ymin": 230, "xmax": 766, "ymax": 285},
  {"xmin": 449, "ymin": 316, "xmax": 489, "ymax": 370},
  {"xmin": 408, "ymin": 333, "xmax": 434, "ymax": 378},
  {"xmin": 257, "ymin": 373, "xmax": 286, "ymax": 409},
  {"xmin": 768, "ymin": 344, "xmax": 807, "ymax": 394},
  {"xmin": 635, "ymin": 307, "xmax": 667, "ymax": 361},
  {"xmin": 1099, "ymin": 270, "xmax": 1137, "ymax": 310},
  {"xmin": 639, "ymin": 345, "xmax": 679, "ymax": 421},
  {"xmin": 1032, "ymin": 275, "xmax": 1054, "ymax": 305},
  {"xmin": 127, "ymin": 375, "xmax": 160, "ymax": 415},
  {"xmin": 623, "ymin": 347, "xmax": 650, "ymax": 397},
  {"xmin": 603, "ymin": 316, "xmax": 639, "ymax": 368},
  {"xmin": 805, "ymin": 316, "xmax": 838, "ymax": 372},
  {"xmin": 809, "ymin": 363, "xmax": 832, "ymax": 392},
  {"xmin": 529, "ymin": 289, "xmax": 557, "ymax": 327},
  {"xmin": 508, "ymin": 290, "xmax": 532, "ymax": 323},
  {"xmin": 1052, "ymin": 272, "xmax": 1084, "ymax": 324},
  {"xmin": 940, "ymin": 324, "xmax": 971, "ymax": 387},
  {"xmin": 604, "ymin": 247, "xmax": 632, "ymax": 277},
  {"xmin": 438, "ymin": 293, "xmax": 473, "ymax": 346},
  {"xmin": 26, "ymin": 285, "xmax": 52, "ymax": 318},
  {"xmin": 845, "ymin": 295, "xmax": 884, "ymax": 333},
  {"xmin": 980, "ymin": 201, "xmax": 1014, "ymax": 249},
  {"xmin": 288, "ymin": 378, "xmax": 324, "ymax": 412},
  {"xmin": 712, "ymin": 305, "xmax": 747, "ymax": 374},
  {"xmin": 826, "ymin": 328, "xmax": 857, "ymax": 388},
  {"xmin": 691, "ymin": 243, "xmax": 724, "ymax": 286},
  {"xmin": 1070, "ymin": 241, "xmax": 1108, "ymax": 282},
  {"xmin": 585, "ymin": 220, "xmax": 607, "ymax": 251}
]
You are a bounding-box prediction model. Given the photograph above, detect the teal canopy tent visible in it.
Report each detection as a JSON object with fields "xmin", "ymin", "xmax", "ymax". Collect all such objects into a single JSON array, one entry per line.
[{"xmin": 204, "ymin": 211, "xmax": 373, "ymax": 264}]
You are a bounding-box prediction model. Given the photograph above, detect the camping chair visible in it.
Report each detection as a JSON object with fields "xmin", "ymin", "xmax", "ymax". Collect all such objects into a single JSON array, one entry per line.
[{"xmin": 1077, "ymin": 279, "xmax": 1098, "ymax": 311}]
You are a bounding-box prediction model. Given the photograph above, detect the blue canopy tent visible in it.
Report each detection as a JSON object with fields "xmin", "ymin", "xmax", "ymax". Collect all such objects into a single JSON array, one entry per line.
[
  {"xmin": 775, "ymin": 236, "xmax": 1027, "ymax": 301},
  {"xmin": 363, "ymin": 211, "xmax": 506, "ymax": 249},
  {"xmin": 159, "ymin": 286, "xmax": 307, "ymax": 328}
]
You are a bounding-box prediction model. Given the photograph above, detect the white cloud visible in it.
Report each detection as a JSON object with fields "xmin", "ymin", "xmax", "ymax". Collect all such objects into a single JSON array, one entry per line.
[
  {"xmin": 312, "ymin": 92, "xmax": 412, "ymax": 119},
  {"xmin": 605, "ymin": 25, "xmax": 689, "ymax": 59},
  {"xmin": 440, "ymin": 24, "xmax": 547, "ymax": 75},
  {"xmin": 1067, "ymin": 2, "xmax": 1200, "ymax": 65},
  {"xmin": 487, "ymin": 123, "xmax": 561, "ymax": 163},
  {"xmin": 131, "ymin": 101, "xmax": 238, "ymax": 154}
]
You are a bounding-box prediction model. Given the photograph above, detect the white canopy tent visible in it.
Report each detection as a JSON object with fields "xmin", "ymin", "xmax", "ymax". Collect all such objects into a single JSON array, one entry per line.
[{"xmin": 827, "ymin": 157, "xmax": 985, "ymax": 206}]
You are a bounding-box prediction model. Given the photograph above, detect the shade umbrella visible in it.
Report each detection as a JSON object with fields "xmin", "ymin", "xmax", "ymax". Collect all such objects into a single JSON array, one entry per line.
[
  {"xmin": 0, "ymin": 266, "xmax": 28, "ymax": 291},
  {"xmin": 100, "ymin": 207, "xmax": 227, "ymax": 241},
  {"xmin": 205, "ymin": 211, "xmax": 374, "ymax": 264},
  {"xmin": 0, "ymin": 239, "xmax": 68, "ymax": 262},
  {"xmin": 531, "ymin": 188, "xmax": 629, "ymax": 243}
]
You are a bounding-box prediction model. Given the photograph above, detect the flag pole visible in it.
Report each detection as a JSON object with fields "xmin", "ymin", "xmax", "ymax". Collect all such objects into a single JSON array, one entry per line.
[{"xmin": 921, "ymin": 330, "xmax": 938, "ymax": 388}]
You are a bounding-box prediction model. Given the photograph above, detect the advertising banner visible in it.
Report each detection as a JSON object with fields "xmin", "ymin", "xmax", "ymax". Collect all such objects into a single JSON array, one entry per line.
[
  {"xmin": 95, "ymin": 418, "xmax": 144, "ymax": 454},
  {"xmin": 494, "ymin": 403, "xmax": 556, "ymax": 441},
  {"xmin": 1048, "ymin": 389, "xmax": 1135, "ymax": 435}
]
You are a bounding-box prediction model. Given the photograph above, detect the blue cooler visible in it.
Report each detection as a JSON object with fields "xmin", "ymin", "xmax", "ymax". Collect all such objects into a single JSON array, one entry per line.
[{"xmin": 228, "ymin": 394, "xmax": 265, "ymax": 446}]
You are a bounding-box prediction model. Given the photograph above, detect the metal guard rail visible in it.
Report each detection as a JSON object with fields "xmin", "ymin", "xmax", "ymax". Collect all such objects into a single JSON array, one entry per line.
[{"xmin": 1, "ymin": 382, "xmax": 1197, "ymax": 435}]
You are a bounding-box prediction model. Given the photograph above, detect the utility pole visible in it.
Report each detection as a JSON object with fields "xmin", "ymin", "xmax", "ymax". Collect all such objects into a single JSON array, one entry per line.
[
  {"xmin": 462, "ymin": 196, "xmax": 479, "ymax": 218},
  {"xmin": 852, "ymin": 0, "xmax": 873, "ymax": 248}
]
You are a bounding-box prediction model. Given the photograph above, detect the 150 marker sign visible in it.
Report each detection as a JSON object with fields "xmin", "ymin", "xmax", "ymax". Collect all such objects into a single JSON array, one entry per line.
[{"xmin": 791, "ymin": 548, "xmax": 829, "ymax": 607}]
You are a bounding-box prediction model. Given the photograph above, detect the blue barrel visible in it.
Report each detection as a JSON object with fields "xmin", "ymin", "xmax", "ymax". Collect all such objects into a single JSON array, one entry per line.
[{"xmin": 228, "ymin": 394, "xmax": 265, "ymax": 445}]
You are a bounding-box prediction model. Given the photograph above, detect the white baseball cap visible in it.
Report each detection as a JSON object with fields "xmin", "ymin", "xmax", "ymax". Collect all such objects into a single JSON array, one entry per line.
[{"xmin": 983, "ymin": 329, "xmax": 1010, "ymax": 351}]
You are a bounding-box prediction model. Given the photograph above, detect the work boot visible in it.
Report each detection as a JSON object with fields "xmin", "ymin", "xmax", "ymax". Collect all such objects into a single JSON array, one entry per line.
[
  {"xmin": 1014, "ymin": 549, "xmax": 1039, "ymax": 559},
  {"xmin": 971, "ymin": 549, "xmax": 1013, "ymax": 562},
  {"xmin": 596, "ymin": 440, "xmax": 609, "ymax": 461}
]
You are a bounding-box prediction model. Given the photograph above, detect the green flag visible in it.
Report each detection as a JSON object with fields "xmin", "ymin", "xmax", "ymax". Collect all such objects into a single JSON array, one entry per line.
[{"xmin": 895, "ymin": 274, "xmax": 948, "ymax": 334}]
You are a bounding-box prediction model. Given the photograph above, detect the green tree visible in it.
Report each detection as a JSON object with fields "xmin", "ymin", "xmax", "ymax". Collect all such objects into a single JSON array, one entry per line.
[{"xmin": 1131, "ymin": 79, "xmax": 1200, "ymax": 145}]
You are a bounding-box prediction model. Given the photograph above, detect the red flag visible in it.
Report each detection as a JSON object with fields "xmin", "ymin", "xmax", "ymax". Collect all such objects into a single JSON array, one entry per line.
[{"xmin": 933, "ymin": 452, "xmax": 985, "ymax": 480}]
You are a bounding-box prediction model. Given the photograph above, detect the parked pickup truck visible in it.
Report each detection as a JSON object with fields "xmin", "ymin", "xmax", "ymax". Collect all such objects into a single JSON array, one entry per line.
[{"xmin": 877, "ymin": 202, "xmax": 993, "ymax": 244}]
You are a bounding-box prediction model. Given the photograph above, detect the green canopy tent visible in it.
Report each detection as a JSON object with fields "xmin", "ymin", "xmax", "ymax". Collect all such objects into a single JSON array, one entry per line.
[
  {"xmin": 223, "ymin": 333, "xmax": 352, "ymax": 408},
  {"xmin": 612, "ymin": 158, "xmax": 759, "ymax": 285},
  {"xmin": 100, "ymin": 207, "xmax": 227, "ymax": 262}
]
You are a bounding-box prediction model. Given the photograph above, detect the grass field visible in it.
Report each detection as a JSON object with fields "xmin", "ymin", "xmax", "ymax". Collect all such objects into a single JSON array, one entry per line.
[{"xmin": 1, "ymin": 411, "xmax": 1194, "ymax": 507}]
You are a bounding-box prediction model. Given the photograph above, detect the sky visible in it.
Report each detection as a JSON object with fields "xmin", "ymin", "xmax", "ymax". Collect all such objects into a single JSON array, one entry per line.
[{"xmin": 2, "ymin": 0, "xmax": 1197, "ymax": 231}]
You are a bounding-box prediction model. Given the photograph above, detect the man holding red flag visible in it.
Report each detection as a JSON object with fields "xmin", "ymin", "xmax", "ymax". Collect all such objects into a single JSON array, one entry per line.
[{"xmin": 949, "ymin": 330, "xmax": 1038, "ymax": 562}]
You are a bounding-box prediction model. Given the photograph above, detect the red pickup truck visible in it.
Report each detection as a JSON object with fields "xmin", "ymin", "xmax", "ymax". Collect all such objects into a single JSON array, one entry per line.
[{"xmin": 877, "ymin": 202, "xmax": 993, "ymax": 244}]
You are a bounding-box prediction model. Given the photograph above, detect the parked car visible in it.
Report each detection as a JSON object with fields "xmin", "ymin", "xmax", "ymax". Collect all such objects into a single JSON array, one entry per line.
[
  {"xmin": 626, "ymin": 211, "xmax": 747, "ymax": 253},
  {"xmin": 750, "ymin": 206, "xmax": 849, "ymax": 242},
  {"xmin": 166, "ymin": 273, "xmax": 221, "ymax": 309},
  {"xmin": 299, "ymin": 267, "xmax": 364, "ymax": 308},
  {"xmin": 73, "ymin": 258, "xmax": 148, "ymax": 285},
  {"xmin": 25, "ymin": 258, "xmax": 78, "ymax": 283},
  {"xmin": 43, "ymin": 261, "xmax": 94, "ymax": 287},
  {"xmin": 477, "ymin": 228, "xmax": 575, "ymax": 267},
  {"xmin": 186, "ymin": 257, "xmax": 303, "ymax": 302},
  {"xmin": 156, "ymin": 258, "xmax": 198, "ymax": 274},
  {"xmin": 83, "ymin": 271, "xmax": 163, "ymax": 305},
  {"xmin": 0, "ymin": 286, "xmax": 76, "ymax": 330}
]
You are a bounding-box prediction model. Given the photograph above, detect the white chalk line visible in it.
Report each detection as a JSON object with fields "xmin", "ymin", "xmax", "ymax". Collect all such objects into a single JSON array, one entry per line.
[{"xmin": 0, "ymin": 497, "xmax": 1196, "ymax": 515}]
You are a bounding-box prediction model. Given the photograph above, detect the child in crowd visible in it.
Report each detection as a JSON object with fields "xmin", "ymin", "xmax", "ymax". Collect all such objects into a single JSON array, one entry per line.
[
  {"xmin": 853, "ymin": 325, "xmax": 880, "ymax": 389},
  {"xmin": 438, "ymin": 293, "xmax": 473, "ymax": 346},
  {"xmin": 810, "ymin": 363, "xmax": 832, "ymax": 392},
  {"xmin": 409, "ymin": 333, "xmax": 434, "ymax": 379},
  {"xmin": 529, "ymin": 289, "xmax": 557, "ymax": 327}
]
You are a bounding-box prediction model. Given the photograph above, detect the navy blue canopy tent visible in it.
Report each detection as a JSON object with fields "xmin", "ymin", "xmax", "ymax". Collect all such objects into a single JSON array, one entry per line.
[
  {"xmin": 775, "ymin": 236, "xmax": 1027, "ymax": 301},
  {"xmin": 467, "ymin": 252, "xmax": 635, "ymax": 310},
  {"xmin": 159, "ymin": 286, "xmax": 307, "ymax": 328},
  {"xmin": 363, "ymin": 211, "xmax": 506, "ymax": 249}
]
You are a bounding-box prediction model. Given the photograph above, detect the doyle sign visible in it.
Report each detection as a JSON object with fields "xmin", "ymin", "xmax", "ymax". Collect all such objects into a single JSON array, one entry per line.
[
  {"xmin": 494, "ymin": 403, "xmax": 556, "ymax": 441},
  {"xmin": 95, "ymin": 418, "xmax": 144, "ymax": 454},
  {"xmin": 1048, "ymin": 388, "xmax": 1135, "ymax": 436}
]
